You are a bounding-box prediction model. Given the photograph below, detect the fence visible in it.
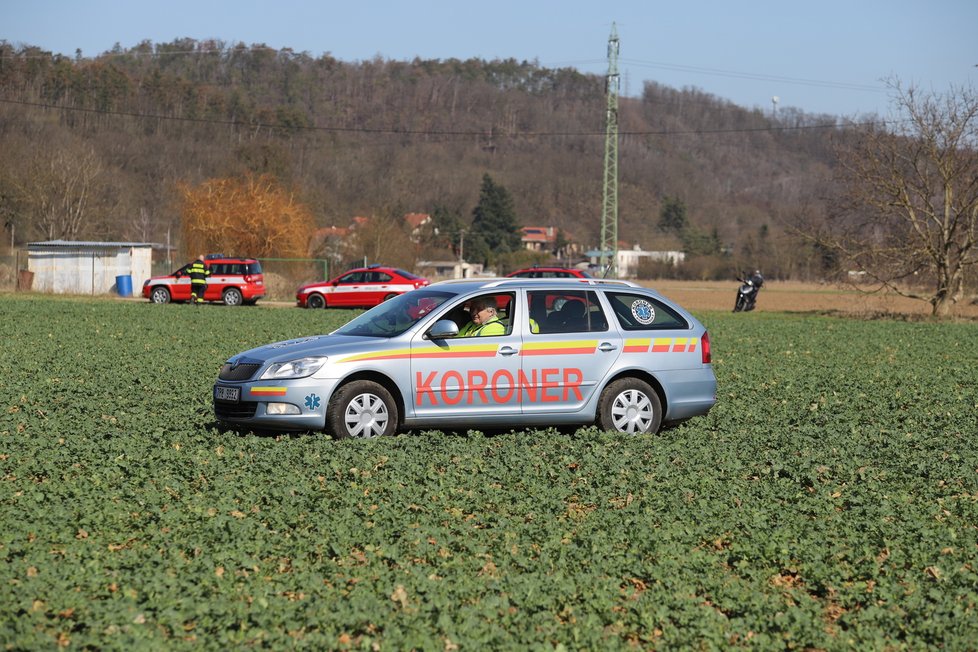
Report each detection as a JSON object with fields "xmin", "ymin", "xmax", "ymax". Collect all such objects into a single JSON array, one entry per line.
[
  {"xmin": 0, "ymin": 254, "xmax": 17, "ymax": 290},
  {"xmin": 150, "ymin": 257, "xmax": 330, "ymax": 302}
]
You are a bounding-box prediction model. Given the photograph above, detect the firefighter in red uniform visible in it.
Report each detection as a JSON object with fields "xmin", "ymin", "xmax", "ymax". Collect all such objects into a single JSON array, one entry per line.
[{"xmin": 187, "ymin": 255, "xmax": 210, "ymax": 305}]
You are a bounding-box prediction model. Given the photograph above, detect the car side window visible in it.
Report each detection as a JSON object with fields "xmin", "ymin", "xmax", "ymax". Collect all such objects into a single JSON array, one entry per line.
[
  {"xmin": 607, "ymin": 292, "xmax": 690, "ymax": 330},
  {"xmin": 339, "ymin": 272, "xmax": 364, "ymax": 284},
  {"xmin": 527, "ymin": 290, "xmax": 608, "ymax": 334},
  {"xmin": 211, "ymin": 264, "xmax": 227, "ymax": 275},
  {"xmin": 453, "ymin": 293, "xmax": 515, "ymax": 337},
  {"xmin": 372, "ymin": 272, "xmax": 393, "ymax": 283}
]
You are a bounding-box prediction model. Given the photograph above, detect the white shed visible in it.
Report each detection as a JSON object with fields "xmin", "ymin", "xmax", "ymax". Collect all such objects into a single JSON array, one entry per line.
[{"xmin": 27, "ymin": 241, "xmax": 156, "ymax": 296}]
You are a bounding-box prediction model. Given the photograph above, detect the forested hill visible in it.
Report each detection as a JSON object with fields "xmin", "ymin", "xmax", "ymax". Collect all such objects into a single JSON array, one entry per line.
[{"xmin": 0, "ymin": 39, "xmax": 857, "ymax": 277}]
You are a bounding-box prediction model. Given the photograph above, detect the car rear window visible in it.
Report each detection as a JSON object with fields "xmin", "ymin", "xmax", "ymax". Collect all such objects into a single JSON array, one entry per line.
[
  {"xmin": 395, "ymin": 269, "xmax": 423, "ymax": 280},
  {"xmin": 606, "ymin": 292, "xmax": 689, "ymax": 330}
]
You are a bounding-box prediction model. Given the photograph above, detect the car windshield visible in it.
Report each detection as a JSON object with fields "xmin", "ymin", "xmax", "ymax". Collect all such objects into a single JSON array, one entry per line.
[{"xmin": 333, "ymin": 289, "xmax": 456, "ymax": 338}]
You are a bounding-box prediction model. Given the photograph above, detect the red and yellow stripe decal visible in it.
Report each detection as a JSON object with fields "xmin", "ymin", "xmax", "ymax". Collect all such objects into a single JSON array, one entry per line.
[
  {"xmin": 340, "ymin": 343, "xmax": 499, "ymax": 363},
  {"xmin": 626, "ymin": 337, "xmax": 698, "ymax": 353},
  {"xmin": 521, "ymin": 340, "xmax": 597, "ymax": 356},
  {"xmin": 250, "ymin": 386, "xmax": 288, "ymax": 396},
  {"xmin": 623, "ymin": 338, "xmax": 651, "ymax": 353},
  {"xmin": 340, "ymin": 336, "xmax": 698, "ymax": 364}
]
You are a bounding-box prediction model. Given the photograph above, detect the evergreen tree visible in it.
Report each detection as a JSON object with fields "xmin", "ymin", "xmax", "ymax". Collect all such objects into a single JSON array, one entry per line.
[
  {"xmin": 658, "ymin": 195, "xmax": 688, "ymax": 233},
  {"xmin": 430, "ymin": 202, "xmax": 465, "ymax": 256},
  {"xmin": 468, "ymin": 174, "xmax": 522, "ymax": 265}
]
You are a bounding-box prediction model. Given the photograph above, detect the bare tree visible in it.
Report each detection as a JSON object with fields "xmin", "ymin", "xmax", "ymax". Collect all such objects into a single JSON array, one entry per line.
[
  {"xmin": 16, "ymin": 142, "xmax": 107, "ymax": 241},
  {"xmin": 828, "ymin": 81, "xmax": 978, "ymax": 316},
  {"xmin": 346, "ymin": 214, "xmax": 415, "ymax": 269}
]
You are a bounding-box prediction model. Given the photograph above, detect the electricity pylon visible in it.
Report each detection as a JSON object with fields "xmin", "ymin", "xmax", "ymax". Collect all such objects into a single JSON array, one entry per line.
[{"xmin": 599, "ymin": 23, "xmax": 620, "ymax": 278}]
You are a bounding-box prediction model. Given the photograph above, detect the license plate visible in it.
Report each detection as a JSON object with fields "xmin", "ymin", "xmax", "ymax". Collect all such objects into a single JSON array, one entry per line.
[{"xmin": 214, "ymin": 385, "xmax": 240, "ymax": 402}]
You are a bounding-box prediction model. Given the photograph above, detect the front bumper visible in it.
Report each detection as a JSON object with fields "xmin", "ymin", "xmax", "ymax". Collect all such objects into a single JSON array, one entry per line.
[{"xmin": 213, "ymin": 376, "xmax": 338, "ymax": 430}]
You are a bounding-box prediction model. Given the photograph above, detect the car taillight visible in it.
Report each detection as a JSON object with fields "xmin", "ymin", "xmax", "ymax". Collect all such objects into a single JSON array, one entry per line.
[
  {"xmin": 701, "ymin": 331, "xmax": 712, "ymax": 364},
  {"xmin": 414, "ymin": 280, "xmax": 427, "ymax": 288},
  {"xmin": 244, "ymin": 275, "xmax": 253, "ymax": 282}
]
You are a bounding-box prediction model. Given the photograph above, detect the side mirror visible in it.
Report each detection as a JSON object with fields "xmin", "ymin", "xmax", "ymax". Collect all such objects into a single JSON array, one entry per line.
[{"xmin": 427, "ymin": 319, "xmax": 459, "ymax": 339}]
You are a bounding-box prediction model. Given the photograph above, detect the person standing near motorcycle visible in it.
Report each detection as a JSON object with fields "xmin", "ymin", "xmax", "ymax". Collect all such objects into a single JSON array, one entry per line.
[{"xmin": 187, "ymin": 255, "xmax": 211, "ymax": 306}]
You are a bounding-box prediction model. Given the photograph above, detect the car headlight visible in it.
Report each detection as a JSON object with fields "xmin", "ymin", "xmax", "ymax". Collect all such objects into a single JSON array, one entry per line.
[{"xmin": 260, "ymin": 356, "xmax": 328, "ymax": 380}]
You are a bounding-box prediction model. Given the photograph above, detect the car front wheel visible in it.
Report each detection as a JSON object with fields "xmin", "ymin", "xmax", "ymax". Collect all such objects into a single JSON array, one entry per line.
[
  {"xmin": 327, "ymin": 380, "xmax": 398, "ymax": 439},
  {"xmin": 306, "ymin": 293, "xmax": 326, "ymax": 309},
  {"xmin": 149, "ymin": 287, "xmax": 171, "ymax": 304},
  {"xmin": 597, "ymin": 378, "xmax": 662, "ymax": 435},
  {"xmin": 222, "ymin": 288, "xmax": 243, "ymax": 306}
]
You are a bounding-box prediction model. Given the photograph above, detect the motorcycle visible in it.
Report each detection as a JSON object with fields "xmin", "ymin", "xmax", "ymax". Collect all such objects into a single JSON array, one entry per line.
[{"xmin": 733, "ymin": 277, "xmax": 759, "ymax": 312}]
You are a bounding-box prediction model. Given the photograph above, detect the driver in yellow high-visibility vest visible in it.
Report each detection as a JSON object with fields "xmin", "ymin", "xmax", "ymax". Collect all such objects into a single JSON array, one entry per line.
[{"xmin": 458, "ymin": 297, "xmax": 506, "ymax": 336}]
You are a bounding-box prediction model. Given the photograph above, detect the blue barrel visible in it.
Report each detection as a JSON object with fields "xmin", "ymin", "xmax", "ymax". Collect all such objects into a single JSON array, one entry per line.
[{"xmin": 115, "ymin": 274, "xmax": 133, "ymax": 297}]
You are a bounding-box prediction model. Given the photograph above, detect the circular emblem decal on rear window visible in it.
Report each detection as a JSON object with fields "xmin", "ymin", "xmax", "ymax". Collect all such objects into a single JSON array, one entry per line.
[{"xmin": 631, "ymin": 299, "xmax": 655, "ymax": 325}]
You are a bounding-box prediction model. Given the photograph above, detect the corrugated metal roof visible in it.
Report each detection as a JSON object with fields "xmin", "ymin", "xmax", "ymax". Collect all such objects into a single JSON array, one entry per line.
[{"xmin": 28, "ymin": 240, "xmax": 159, "ymax": 249}]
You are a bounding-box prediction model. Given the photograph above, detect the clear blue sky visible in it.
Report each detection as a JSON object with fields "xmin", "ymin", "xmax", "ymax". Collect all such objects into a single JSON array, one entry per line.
[{"xmin": 3, "ymin": 0, "xmax": 975, "ymax": 118}]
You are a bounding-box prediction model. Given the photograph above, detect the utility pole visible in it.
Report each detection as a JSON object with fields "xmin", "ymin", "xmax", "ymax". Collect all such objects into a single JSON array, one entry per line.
[{"xmin": 600, "ymin": 23, "xmax": 620, "ymax": 278}]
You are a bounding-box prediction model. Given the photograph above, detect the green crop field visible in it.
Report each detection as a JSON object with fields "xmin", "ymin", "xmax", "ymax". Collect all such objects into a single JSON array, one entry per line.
[{"xmin": 1, "ymin": 295, "xmax": 976, "ymax": 650}]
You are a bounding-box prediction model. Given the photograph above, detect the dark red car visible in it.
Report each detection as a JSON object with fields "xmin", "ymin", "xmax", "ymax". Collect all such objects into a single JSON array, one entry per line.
[
  {"xmin": 506, "ymin": 266, "xmax": 593, "ymax": 279},
  {"xmin": 296, "ymin": 265, "xmax": 429, "ymax": 309}
]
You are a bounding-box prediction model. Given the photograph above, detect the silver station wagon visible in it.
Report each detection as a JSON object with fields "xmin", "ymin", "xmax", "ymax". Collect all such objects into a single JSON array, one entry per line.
[{"xmin": 213, "ymin": 278, "xmax": 717, "ymax": 438}]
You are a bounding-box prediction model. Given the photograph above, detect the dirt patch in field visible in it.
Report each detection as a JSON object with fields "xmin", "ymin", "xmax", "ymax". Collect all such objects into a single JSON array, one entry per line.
[{"xmin": 638, "ymin": 280, "xmax": 978, "ymax": 321}]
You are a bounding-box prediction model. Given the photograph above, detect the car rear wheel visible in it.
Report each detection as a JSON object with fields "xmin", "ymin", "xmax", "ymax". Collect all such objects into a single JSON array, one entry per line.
[
  {"xmin": 327, "ymin": 380, "xmax": 398, "ymax": 439},
  {"xmin": 222, "ymin": 288, "xmax": 243, "ymax": 306},
  {"xmin": 597, "ymin": 378, "xmax": 662, "ymax": 435},
  {"xmin": 382, "ymin": 293, "xmax": 397, "ymax": 302},
  {"xmin": 149, "ymin": 287, "xmax": 171, "ymax": 304},
  {"xmin": 306, "ymin": 293, "xmax": 326, "ymax": 309}
]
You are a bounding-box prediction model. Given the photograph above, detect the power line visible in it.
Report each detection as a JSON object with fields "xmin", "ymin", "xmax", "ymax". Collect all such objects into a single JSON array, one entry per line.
[
  {"xmin": 0, "ymin": 96, "xmax": 885, "ymax": 138},
  {"xmin": 3, "ymin": 45, "xmax": 888, "ymax": 95},
  {"xmin": 619, "ymin": 58, "xmax": 886, "ymax": 94}
]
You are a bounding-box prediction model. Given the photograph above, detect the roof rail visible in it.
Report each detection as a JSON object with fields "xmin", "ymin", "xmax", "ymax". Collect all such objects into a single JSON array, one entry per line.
[
  {"xmin": 481, "ymin": 277, "xmax": 640, "ymax": 288},
  {"xmin": 429, "ymin": 277, "xmax": 642, "ymax": 289}
]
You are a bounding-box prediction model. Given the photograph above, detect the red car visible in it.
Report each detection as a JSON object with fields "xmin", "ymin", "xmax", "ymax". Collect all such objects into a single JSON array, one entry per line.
[
  {"xmin": 296, "ymin": 265, "xmax": 429, "ymax": 309},
  {"xmin": 506, "ymin": 266, "xmax": 593, "ymax": 279},
  {"xmin": 142, "ymin": 255, "xmax": 265, "ymax": 306}
]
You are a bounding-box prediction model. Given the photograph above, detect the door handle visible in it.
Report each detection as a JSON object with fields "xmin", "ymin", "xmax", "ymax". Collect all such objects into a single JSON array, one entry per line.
[
  {"xmin": 598, "ymin": 342, "xmax": 617, "ymax": 352},
  {"xmin": 498, "ymin": 346, "xmax": 520, "ymax": 356}
]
